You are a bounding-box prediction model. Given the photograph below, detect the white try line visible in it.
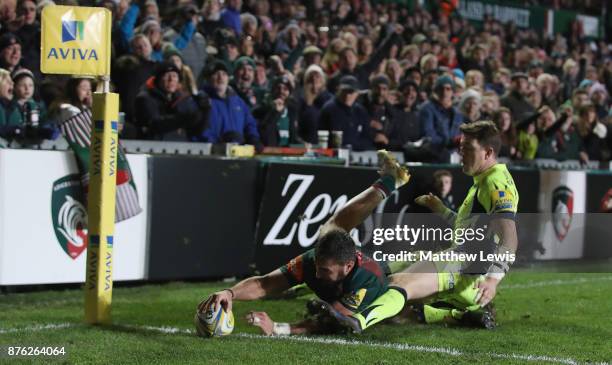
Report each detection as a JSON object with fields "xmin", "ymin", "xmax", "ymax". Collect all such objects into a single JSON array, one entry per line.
[
  {"xmin": 1, "ymin": 322, "xmax": 608, "ymax": 365},
  {"xmin": 501, "ymin": 276, "xmax": 612, "ymax": 289},
  {"xmin": 0, "ymin": 323, "xmax": 74, "ymax": 334}
]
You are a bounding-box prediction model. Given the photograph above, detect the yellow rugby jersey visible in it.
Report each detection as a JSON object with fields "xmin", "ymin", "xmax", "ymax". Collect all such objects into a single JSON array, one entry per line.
[
  {"xmin": 456, "ymin": 163, "xmax": 519, "ymax": 228},
  {"xmin": 446, "ymin": 164, "xmax": 519, "ymax": 273}
]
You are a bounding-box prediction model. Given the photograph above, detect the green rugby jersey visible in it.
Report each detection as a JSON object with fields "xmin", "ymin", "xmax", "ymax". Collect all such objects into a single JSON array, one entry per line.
[{"xmin": 280, "ymin": 249, "xmax": 389, "ymax": 312}]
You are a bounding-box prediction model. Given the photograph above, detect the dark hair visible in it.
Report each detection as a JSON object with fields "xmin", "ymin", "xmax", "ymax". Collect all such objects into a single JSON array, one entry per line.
[
  {"xmin": 492, "ymin": 107, "xmax": 517, "ymax": 147},
  {"xmin": 66, "ymin": 78, "xmax": 95, "ymax": 107},
  {"xmin": 315, "ymin": 230, "xmax": 356, "ymax": 264},
  {"xmin": 460, "ymin": 120, "xmax": 501, "ymax": 155}
]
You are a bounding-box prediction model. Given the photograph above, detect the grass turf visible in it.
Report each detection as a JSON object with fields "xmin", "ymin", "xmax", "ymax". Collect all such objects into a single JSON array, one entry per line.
[{"xmin": 0, "ymin": 273, "xmax": 611, "ymax": 364}]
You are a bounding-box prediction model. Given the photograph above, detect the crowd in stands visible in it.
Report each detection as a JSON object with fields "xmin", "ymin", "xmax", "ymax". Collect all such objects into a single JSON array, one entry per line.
[{"xmin": 0, "ymin": 0, "xmax": 610, "ymax": 163}]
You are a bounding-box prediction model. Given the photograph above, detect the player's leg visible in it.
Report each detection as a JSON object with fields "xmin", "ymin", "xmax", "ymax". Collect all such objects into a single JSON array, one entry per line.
[
  {"xmin": 351, "ymin": 261, "xmax": 439, "ymax": 330},
  {"xmin": 321, "ymin": 150, "xmax": 410, "ymax": 234}
]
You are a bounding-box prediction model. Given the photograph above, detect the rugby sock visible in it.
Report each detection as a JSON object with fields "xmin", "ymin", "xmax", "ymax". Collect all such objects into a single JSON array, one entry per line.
[
  {"xmin": 422, "ymin": 305, "xmax": 463, "ymax": 323},
  {"xmin": 372, "ymin": 175, "xmax": 396, "ymax": 198},
  {"xmin": 351, "ymin": 286, "xmax": 408, "ymax": 330}
]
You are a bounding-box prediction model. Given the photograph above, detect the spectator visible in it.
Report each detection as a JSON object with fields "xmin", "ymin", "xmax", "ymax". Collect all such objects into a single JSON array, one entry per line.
[
  {"xmin": 253, "ymin": 75, "xmax": 299, "ymax": 147},
  {"xmin": 0, "ymin": 68, "xmax": 18, "ymax": 138},
  {"xmin": 1, "ymin": 68, "xmax": 52, "ymax": 142},
  {"xmin": 492, "ymin": 107, "xmax": 518, "ymax": 159},
  {"xmin": 115, "ymin": 1, "xmax": 140, "ymax": 57},
  {"xmin": 480, "ymin": 90, "xmax": 500, "ymax": 119},
  {"xmin": 517, "ymin": 121, "xmax": 538, "ymax": 161},
  {"xmin": 12, "ymin": 0, "xmax": 40, "ymax": 79},
  {"xmin": 239, "ymin": 13, "xmax": 257, "ymax": 38},
  {"xmin": 357, "ymin": 37, "xmax": 373, "ymax": 65},
  {"xmin": 419, "ymin": 75, "xmax": 464, "ymax": 162},
  {"xmin": 164, "ymin": 4, "xmax": 208, "ymax": 81},
  {"xmin": 199, "ymin": 0, "xmax": 223, "ymax": 37},
  {"xmin": 302, "ymin": 46, "xmax": 323, "ymax": 68},
  {"xmin": 220, "ymin": 0, "xmax": 242, "ymax": 36},
  {"xmin": 561, "ymin": 58, "xmax": 580, "ymax": 101},
  {"xmin": 47, "ymin": 77, "xmax": 95, "ymax": 124},
  {"xmin": 464, "ymin": 70, "xmax": 484, "ymax": 92},
  {"xmin": 140, "ymin": 19, "xmax": 176, "ymax": 62},
  {"xmin": 487, "ymin": 68, "xmax": 511, "ymax": 96},
  {"xmin": 231, "ymin": 56, "xmax": 264, "ymax": 110},
  {"xmin": 134, "ymin": 62, "xmax": 203, "ymax": 141},
  {"xmin": 432, "ymin": 169, "xmax": 456, "ymax": 210},
  {"xmin": 360, "ymin": 75, "xmax": 394, "ymax": 148},
  {"xmin": 199, "ymin": 60, "xmax": 261, "ymax": 148},
  {"xmin": 164, "ymin": 49, "xmax": 197, "ymax": 96},
  {"xmin": 0, "ymin": 33, "xmax": 22, "ymax": 75},
  {"xmin": 569, "ymin": 88, "xmax": 589, "ymax": 111},
  {"xmin": 296, "ymin": 65, "xmax": 332, "ymax": 145},
  {"xmin": 458, "ymin": 89, "xmax": 481, "ymax": 124},
  {"xmin": 536, "ymin": 73, "xmax": 559, "ymax": 110},
  {"xmin": 526, "ymin": 81, "xmax": 543, "ymax": 110},
  {"xmin": 589, "ymin": 82, "xmax": 609, "ymax": 120},
  {"xmin": 321, "ymin": 38, "xmax": 346, "ymax": 75},
  {"xmin": 318, "ymin": 75, "xmax": 374, "ymax": 151},
  {"xmin": 501, "ymin": 72, "xmax": 535, "ymax": 122},
  {"xmin": 576, "ymin": 103, "xmax": 608, "ymax": 161},
  {"xmin": 327, "ymin": 25, "xmax": 402, "ymax": 93},
  {"xmin": 386, "ymin": 79, "xmax": 421, "ymax": 152},
  {"xmin": 112, "ymin": 34, "xmax": 157, "ymax": 125},
  {"xmin": 384, "ymin": 59, "xmax": 402, "ymax": 90}
]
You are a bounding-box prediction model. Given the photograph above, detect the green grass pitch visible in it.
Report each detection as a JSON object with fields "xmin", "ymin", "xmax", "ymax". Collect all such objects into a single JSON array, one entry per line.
[{"xmin": 1, "ymin": 272, "xmax": 611, "ymax": 364}]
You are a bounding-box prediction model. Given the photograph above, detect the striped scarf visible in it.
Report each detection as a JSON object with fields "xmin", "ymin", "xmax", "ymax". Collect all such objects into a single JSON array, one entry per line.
[{"xmin": 60, "ymin": 109, "xmax": 142, "ymax": 222}]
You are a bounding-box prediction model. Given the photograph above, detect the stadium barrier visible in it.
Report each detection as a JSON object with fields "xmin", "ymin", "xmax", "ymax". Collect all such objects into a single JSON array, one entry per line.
[
  {"xmin": 0, "ymin": 148, "xmax": 611, "ymax": 285},
  {"xmin": 147, "ymin": 155, "xmax": 259, "ymax": 280}
]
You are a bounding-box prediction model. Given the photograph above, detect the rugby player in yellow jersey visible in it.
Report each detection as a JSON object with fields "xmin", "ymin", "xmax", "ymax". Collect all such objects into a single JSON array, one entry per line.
[{"xmin": 320, "ymin": 120, "xmax": 520, "ymax": 333}]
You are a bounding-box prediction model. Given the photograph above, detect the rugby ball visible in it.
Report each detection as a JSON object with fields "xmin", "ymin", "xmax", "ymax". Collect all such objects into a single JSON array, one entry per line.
[{"xmin": 194, "ymin": 303, "xmax": 234, "ymax": 337}]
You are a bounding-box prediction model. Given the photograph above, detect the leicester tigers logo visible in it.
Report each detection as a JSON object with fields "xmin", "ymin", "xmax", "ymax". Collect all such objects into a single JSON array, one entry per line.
[
  {"xmin": 51, "ymin": 174, "xmax": 88, "ymax": 259},
  {"xmin": 552, "ymin": 186, "xmax": 573, "ymax": 241}
]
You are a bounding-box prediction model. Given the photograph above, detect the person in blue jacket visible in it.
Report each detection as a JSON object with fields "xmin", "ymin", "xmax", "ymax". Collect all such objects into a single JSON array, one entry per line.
[
  {"xmin": 198, "ymin": 60, "xmax": 261, "ymax": 149},
  {"xmin": 418, "ymin": 75, "xmax": 464, "ymax": 162},
  {"xmin": 220, "ymin": 0, "xmax": 242, "ymax": 36},
  {"xmin": 318, "ymin": 75, "xmax": 374, "ymax": 151}
]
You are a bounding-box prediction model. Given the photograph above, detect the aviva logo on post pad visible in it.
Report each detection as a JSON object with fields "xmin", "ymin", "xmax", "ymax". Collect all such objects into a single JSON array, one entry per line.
[
  {"xmin": 41, "ymin": 6, "xmax": 111, "ymax": 76},
  {"xmin": 62, "ymin": 20, "xmax": 84, "ymax": 42}
]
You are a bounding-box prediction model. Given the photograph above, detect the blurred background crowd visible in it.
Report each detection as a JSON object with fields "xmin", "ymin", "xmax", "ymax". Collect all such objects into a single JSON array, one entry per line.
[{"xmin": 0, "ymin": 0, "xmax": 610, "ymax": 163}]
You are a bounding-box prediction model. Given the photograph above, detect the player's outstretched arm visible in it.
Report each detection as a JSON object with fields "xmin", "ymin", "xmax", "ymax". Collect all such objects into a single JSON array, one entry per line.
[
  {"xmin": 198, "ymin": 269, "xmax": 290, "ymax": 313},
  {"xmin": 247, "ymin": 312, "xmax": 329, "ymax": 336},
  {"xmin": 247, "ymin": 300, "xmax": 355, "ymax": 336},
  {"xmin": 476, "ymin": 217, "xmax": 518, "ymax": 307},
  {"xmin": 321, "ymin": 150, "xmax": 410, "ymax": 234}
]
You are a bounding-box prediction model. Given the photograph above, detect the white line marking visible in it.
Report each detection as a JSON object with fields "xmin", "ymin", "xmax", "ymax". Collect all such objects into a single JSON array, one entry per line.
[
  {"xmin": 1, "ymin": 322, "xmax": 606, "ymax": 365},
  {"xmin": 0, "ymin": 323, "xmax": 74, "ymax": 334},
  {"xmin": 502, "ymin": 276, "xmax": 612, "ymax": 289}
]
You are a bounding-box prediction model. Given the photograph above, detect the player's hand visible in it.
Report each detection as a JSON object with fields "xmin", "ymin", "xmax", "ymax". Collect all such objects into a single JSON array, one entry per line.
[
  {"xmin": 474, "ymin": 277, "xmax": 499, "ymax": 307},
  {"xmin": 197, "ymin": 289, "xmax": 233, "ymax": 313},
  {"xmin": 246, "ymin": 311, "xmax": 274, "ymax": 335},
  {"xmin": 414, "ymin": 193, "xmax": 445, "ymax": 214}
]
